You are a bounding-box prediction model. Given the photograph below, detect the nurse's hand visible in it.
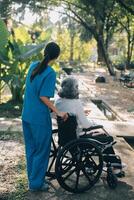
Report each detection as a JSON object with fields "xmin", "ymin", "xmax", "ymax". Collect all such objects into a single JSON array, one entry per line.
[{"xmin": 57, "ymin": 112, "xmax": 68, "ymax": 121}]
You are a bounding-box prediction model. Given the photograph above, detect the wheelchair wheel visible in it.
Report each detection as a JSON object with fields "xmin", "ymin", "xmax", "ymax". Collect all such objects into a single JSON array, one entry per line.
[{"xmin": 55, "ymin": 138, "xmax": 103, "ymax": 193}]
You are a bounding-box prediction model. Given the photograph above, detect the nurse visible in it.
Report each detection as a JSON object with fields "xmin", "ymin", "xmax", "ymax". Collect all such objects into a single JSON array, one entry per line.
[{"xmin": 22, "ymin": 42, "xmax": 67, "ymax": 191}]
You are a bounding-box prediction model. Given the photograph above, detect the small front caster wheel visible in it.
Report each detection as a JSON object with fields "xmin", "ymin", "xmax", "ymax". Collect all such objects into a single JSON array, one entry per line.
[{"xmin": 107, "ymin": 173, "xmax": 118, "ymax": 189}]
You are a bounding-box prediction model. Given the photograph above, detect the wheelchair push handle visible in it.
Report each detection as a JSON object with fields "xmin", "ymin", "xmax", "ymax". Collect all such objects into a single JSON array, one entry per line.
[{"xmin": 57, "ymin": 113, "xmax": 75, "ymax": 122}]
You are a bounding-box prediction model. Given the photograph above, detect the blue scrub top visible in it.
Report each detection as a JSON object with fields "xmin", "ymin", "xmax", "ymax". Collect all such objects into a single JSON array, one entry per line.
[{"xmin": 22, "ymin": 61, "xmax": 56, "ymax": 125}]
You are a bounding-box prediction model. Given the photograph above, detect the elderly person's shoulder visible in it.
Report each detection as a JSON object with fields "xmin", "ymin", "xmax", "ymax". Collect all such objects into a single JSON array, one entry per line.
[{"xmin": 55, "ymin": 97, "xmax": 81, "ymax": 104}]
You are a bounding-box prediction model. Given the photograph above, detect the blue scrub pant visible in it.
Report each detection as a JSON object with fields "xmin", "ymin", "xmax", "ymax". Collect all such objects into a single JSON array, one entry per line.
[{"xmin": 22, "ymin": 120, "xmax": 52, "ymax": 189}]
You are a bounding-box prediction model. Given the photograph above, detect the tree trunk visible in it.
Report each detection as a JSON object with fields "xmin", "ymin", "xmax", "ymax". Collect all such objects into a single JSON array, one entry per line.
[
  {"xmin": 126, "ymin": 38, "xmax": 131, "ymax": 68},
  {"xmin": 70, "ymin": 34, "xmax": 74, "ymax": 62},
  {"xmin": 97, "ymin": 35, "xmax": 115, "ymax": 76},
  {"xmin": 126, "ymin": 33, "xmax": 134, "ymax": 68},
  {"xmin": 97, "ymin": 39, "xmax": 106, "ymax": 63},
  {"xmin": 11, "ymin": 86, "xmax": 23, "ymax": 103},
  {"xmin": 96, "ymin": 28, "xmax": 115, "ymax": 76}
]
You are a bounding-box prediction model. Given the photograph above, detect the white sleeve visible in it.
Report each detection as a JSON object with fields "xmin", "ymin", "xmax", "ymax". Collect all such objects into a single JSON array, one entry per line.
[{"xmin": 75, "ymin": 100, "xmax": 92, "ymax": 128}]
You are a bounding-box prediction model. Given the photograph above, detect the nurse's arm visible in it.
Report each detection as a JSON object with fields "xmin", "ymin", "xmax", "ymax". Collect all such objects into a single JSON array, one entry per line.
[{"xmin": 40, "ymin": 96, "xmax": 68, "ymax": 120}]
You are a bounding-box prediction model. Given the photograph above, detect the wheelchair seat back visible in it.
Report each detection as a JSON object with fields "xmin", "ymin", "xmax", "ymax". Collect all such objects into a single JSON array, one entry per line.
[{"xmin": 57, "ymin": 115, "xmax": 78, "ymax": 146}]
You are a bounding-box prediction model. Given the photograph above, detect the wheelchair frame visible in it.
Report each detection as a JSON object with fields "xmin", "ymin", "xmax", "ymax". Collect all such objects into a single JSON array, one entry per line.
[{"xmin": 46, "ymin": 123, "xmax": 123, "ymax": 193}]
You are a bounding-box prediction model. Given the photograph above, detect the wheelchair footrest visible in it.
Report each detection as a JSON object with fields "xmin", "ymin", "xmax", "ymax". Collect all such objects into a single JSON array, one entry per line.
[{"xmin": 103, "ymin": 154, "xmax": 122, "ymax": 169}]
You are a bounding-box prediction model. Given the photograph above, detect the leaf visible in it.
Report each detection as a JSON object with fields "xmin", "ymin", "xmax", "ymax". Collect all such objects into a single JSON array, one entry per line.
[
  {"xmin": 0, "ymin": 54, "xmax": 13, "ymax": 66},
  {"xmin": 17, "ymin": 41, "xmax": 47, "ymax": 61},
  {"xmin": 14, "ymin": 26, "xmax": 31, "ymax": 44},
  {"xmin": 0, "ymin": 75, "xmax": 11, "ymax": 83},
  {"xmin": 0, "ymin": 18, "xmax": 9, "ymax": 48},
  {"xmin": 11, "ymin": 75, "xmax": 21, "ymax": 88}
]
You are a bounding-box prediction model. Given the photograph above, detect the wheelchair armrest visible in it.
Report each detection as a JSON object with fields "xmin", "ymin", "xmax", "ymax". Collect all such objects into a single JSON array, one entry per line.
[
  {"xmin": 82, "ymin": 125, "xmax": 103, "ymax": 132},
  {"xmin": 52, "ymin": 129, "xmax": 58, "ymax": 134}
]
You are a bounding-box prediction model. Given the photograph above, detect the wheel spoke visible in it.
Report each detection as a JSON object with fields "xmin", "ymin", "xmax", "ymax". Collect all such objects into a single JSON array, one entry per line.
[
  {"xmin": 84, "ymin": 149, "xmax": 100, "ymax": 170},
  {"xmin": 88, "ymin": 156, "xmax": 100, "ymax": 169},
  {"xmin": 62, "ymin": 168, "xmax": 76, "ymax": 181},
  {"xmin": 82, "ymin": 167, "xmax": 93, "ymax": 183},
  {"xmin": 61, "ymin": 160, "xmax": 74, "ymax": 170},
  {"xmin": 75, "ymin": 168, "xmax": 81, "ymax": 190}
]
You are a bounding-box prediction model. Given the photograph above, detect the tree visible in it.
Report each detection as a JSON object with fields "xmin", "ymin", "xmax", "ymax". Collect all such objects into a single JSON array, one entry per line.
[
  {"xmin": 1, "ymin": 0, "xmax": 134, "ymax": 75},
  {"xmin": 60, "ymin": 16, "xmax": 80, "ymax": 62},
  {"xmin": 113, "ymin": 6, "xmax": 134, "ymax": 67},
  {"xmin": 56, "ymin": 0, "xmax": 118, "ymax": 75},
  {"xmin": 23, "ymin": 0, "xmax": 116, "ymax": 74}
]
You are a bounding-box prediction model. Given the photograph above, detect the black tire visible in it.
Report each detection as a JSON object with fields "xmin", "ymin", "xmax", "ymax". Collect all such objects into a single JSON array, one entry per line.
[{"xmin": 55, "ymin": 138, "xmax": 103, "ymax": 193}]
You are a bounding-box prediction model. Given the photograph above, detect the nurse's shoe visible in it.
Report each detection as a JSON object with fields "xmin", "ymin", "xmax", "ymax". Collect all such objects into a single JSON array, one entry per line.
[{"xmin": 29, "ymin": 183, "xmax": 49, "ymax": 192}]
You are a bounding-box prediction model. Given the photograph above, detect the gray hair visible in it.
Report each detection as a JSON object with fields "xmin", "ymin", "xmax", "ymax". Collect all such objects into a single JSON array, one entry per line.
[{"xmin": 58, "ymin": 77, "xmax": 79, "ymax": 99}]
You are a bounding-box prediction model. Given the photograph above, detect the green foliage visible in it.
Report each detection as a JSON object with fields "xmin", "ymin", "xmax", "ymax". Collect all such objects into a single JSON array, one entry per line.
[
  {"xmin": 14, "ymin": 26, "xmax": 31, "ymax": 44},
  {"xmin": 0, "ymin": 19, "xmax": 9, "ymax": 49},
  {"xmin": 80, "ymin": 27, "xmax": 93, "ymax": 42},
  {"xmin": 0, "ymin": 0, "xmax": 133, "ymax": 77},
  {"xmin": 56, "ymin": 27, "xmax": 96, "ymax": 62},
  {"xmin": 38, "ymin": 29, "xmax": 52, "ymax": 42},
  {"xmin": 0, "ymin": 0, "xmax": 11, "ymax": 18},
  {"xmin": 0, "ymin": 18, "xmax": 50, "ymax": 102}
]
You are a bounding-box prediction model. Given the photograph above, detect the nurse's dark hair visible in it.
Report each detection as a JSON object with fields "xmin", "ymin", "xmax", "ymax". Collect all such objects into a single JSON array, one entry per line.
[{"xmin": 30, "ymin": 42, "xmax": 60, "ymax": 82}]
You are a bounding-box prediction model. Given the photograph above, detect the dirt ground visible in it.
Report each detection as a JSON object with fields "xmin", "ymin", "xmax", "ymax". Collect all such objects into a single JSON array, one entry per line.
[
  {"xmin": 77, "ymin": 68, "xmax": 134, "ymax": 122},
  {"xmin": 0, "ymin": 132, "xmax": 25, "ymax": 200}
]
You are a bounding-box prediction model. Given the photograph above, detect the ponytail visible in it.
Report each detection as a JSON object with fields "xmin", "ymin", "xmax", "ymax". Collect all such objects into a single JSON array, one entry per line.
[{"xmin": 30, "ymin": 54, "xmax": 50, "ymax": 82}]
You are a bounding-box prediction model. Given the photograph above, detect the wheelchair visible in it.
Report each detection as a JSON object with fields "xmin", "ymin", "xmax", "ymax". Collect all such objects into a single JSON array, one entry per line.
[{"xmin": 46, "ymin": 114, "xmax": 124, "ymax": 193}]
